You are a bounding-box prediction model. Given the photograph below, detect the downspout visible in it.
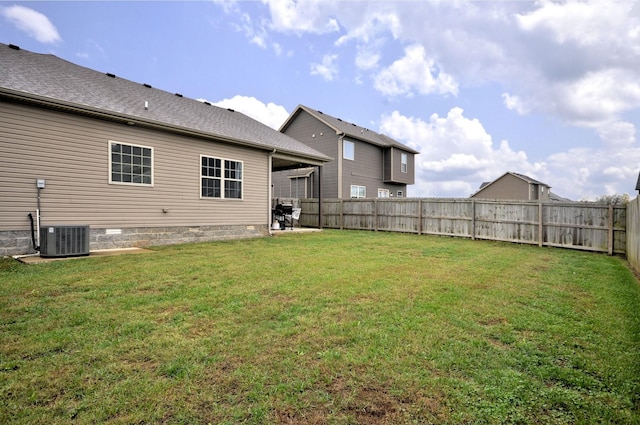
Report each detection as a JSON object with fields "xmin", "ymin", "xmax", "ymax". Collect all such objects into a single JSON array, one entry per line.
[
  {"xmin": 318, "ymin": 165, "xmax": 323, "ymax": 229},
  {"xmin": 36, "ymin": 184, "xmax": 42, "ymax": 248},
  {"xmin": 268, "ymin": 149, "xmax": 275, "ymax": 235},
  {"xmin": 337, "ymin": 133, "xmax": 344, "ymax": 199}
]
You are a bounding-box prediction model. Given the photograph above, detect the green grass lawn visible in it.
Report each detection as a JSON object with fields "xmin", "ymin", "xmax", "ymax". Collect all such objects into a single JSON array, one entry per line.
[{"xmin": 1, "ymin": 230, "xmax": 639, "ymax": 424}]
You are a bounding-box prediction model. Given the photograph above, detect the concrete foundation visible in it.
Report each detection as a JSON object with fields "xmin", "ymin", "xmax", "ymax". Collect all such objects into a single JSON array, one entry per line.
[{"xmin": 0, "ymin": 224, "xmax": 269, "ymax": 256}]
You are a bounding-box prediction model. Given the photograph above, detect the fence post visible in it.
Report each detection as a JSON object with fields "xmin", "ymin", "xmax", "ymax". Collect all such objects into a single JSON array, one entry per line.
[
  {"xmin": 608, "ymin": 204, "xmax": 614, "ymax": 255},
  {"xmin": 471, "ymin": 199, "xmax": 476, "ymax": 240},
  {"xmin": 538, "ymin": 202, "xmax": 543, "ymax": 247},
  {"xmin": 374, "ymin": 199, "xmax": 378, "ymax": 231},
  {"xmin": 340, "ymin": 199, "xmax": 344, "ymax": 230},
  {"xmin": 418, "ymin": 199, "xmax": 423, "ymax": 235}
]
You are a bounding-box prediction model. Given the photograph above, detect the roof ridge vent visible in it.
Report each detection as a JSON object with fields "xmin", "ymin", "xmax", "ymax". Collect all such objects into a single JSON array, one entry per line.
[
  {"xmin": 8, "ymin": 44, "xmax": 20, "ymax": 50},
  {"xmin": 106, "ymin": 73, "xmax": 116, "ymax": 78},
  {"xmin": 203, "ymin": 101, "xmax": 211, "ymax": 106},
  {"xmin": 337, "ymin": 118, "xmax": 342, "ymax": 121},
  {"xmin": 143, "ymin": 83, "xmax": 152, "ymax": 88},
  {"xmin": 227, "ymin": 108, "xmax": 235, "ymax": 112},
  {"xmin": 175, "ymin": 93, "xmax": 183, "ymax": 97}
]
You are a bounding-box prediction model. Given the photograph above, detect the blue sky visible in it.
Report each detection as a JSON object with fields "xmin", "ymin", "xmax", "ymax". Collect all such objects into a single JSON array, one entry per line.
[{"xmin": 2, "ymin": 1, "xmax": 640, "ymax": 200}]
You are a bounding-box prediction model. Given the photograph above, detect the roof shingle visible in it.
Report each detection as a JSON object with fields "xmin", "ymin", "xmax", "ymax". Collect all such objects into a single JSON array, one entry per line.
[
  {"xmin": 0, "ymin": 43, "xmax": 329, "ymax": 162},
  {"xmin": 282, "ymin": 105, "xmax": 420, "ymax": 154}
]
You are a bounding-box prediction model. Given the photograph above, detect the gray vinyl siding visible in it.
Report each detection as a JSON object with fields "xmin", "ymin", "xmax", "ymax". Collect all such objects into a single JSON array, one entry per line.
[
  {"xmin": 0, "ymin": 101, "xmax": 269, "ymax": 231},
  {"xmin": 383, "ymin": 147, "xmax": 415, "ymax": 185},
  {"xmin": 278, "ymin": 108, "xmax": 415, "ymax": 199},
  {"xmin": 472, "ymin": 174, "xmax": 529, "ymax": 200},
  {"xmin": 281, "ymin": 110, "xmax": 339, "ymax": 198},
  {"xmin": 271, "ymin": 170, "xmax": 314, "ymax": 199},
  {"xmin": 343, "ymin": 138, "xmax": 380, "ymax": 198}
]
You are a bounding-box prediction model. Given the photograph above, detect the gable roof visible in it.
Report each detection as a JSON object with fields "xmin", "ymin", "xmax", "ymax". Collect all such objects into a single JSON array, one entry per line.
[
  {"xmin": 471, "ymin": 171, "xmax": 551, "ymax": 197},
  {"xmin": 280, "ymin": 104, "xmax": 420, "ymax": 154},
  {"xmin": 0, "ymin": 43, "xmax": 330, "ymax": 166}
]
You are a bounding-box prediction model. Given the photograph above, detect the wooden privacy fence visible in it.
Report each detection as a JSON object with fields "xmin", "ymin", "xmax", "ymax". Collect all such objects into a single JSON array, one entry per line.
[
  {"xmin": 296, "ymin": 198, "xmax": 626, "ymax": 255},
  {"xmin": 626, "ymin": 196, "xmax": 640, "ymax": 269}
]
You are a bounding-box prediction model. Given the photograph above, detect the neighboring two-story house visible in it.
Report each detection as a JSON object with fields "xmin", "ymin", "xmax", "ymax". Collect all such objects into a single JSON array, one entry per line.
[
  {"xmin": 471, "ymin": 172, "xmax": 556, "ymax": 201},
  {"xmin": 272, "ymin": 105, "xmax": 419, "ymax": 199}
]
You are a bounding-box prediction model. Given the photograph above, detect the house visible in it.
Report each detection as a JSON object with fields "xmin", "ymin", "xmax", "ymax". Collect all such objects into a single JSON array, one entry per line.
[
  {"xmin": 271, "ymin": 105, "xmax": 419, "ymax": 199},
  {"xmin": 0, "ymin": 43, "xmax": 330, "ymax": 256},
  {"xmin": 471, "ymin": 172, "xmax": 557, "ymax": 201}
]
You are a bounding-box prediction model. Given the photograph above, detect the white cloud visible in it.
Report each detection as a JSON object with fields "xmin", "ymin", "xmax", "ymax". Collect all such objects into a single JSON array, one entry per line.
[
  {"xmin": 335, "ymin": 10, "xmax": 401, "ymax": 46},
  {"xmin": 502, "ymin": 93, "xmax": 529, "ymax": 115},
  {"xmin": 215, "ymin": 1, "xmax": 640, "ymax": 198},
  {"xmin": 547, "ymin": 144, "xmax": 640, "ymax": 200},
  {"xmin": 379, "ymin": 108, "xmax": 538, "ymax": 197},
  {"xmin": 597, "ymin": 121, "xmax": 636, "ymax": 147},
  {"xmin": 552, "ymin": 68, "xmax": 640, "ymax": 127},
  {"xmin": 211, "ymin": 0, "xmax": 239, "ymax": 15},
  {"xmin": 225, "ymin": 1, "xmax": 640, "ymax": 127},
  {"xmin": 264, "ymin": 0, "xmax": 339, "ymax": 35},
  {"xmin": 355, "ymin": 49, "xmax": 380, "ymax": 70},
  {"xmin": 1, "ymin": 5, "xmax": 61, "ymax": 44},
  {"xmin": 310, "ymin": 54, "xmax": 339, "ymax": 81},
  {"xmin": 373, "ymin": 44, "xmax": 458, "ymax": 97},
  {"xmin": 508, "ymin": 1, "xmax": 640, "ymax": 125},
  {"xmin": 381, "ymin": 108, "xmax": 640, "ymax": 200},
  {"xmin": 515, "ymin": 1, "xmax": 630, "ymax": 47},
  {"xmin": 212, "ymin": 95, "xmax": 289, "ymax": 130}
]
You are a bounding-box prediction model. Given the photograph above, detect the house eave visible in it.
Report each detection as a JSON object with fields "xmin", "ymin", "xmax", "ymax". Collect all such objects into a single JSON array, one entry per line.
[
  {"xmin": 1, "ymin": 88, "xmax": 331, "ymax": 164},
  {"xmin": 283, "ymin": 104, "xmax": 420, "ymax": 155}
]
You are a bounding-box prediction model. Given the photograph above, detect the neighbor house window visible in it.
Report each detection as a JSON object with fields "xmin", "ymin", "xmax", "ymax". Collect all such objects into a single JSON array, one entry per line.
[
  {"xmin": 343, "ymin": 140, "xmax": 355, "ymax": 160},
  {"xmin": 201, "ymin": 155, "xmax": 243, "ymax": 199},
  {"xmin": 401, "ymin": 153, "xmax": 408, "ymax": 173},
  {"xmin": 351, "ymin": 185, "xmax": 366, "ymax": 198},
  {"xmin": 378, "ymin": 188, "xmax": 390, "ymax": 198},
  {"xmin": 109, "ymin": 141, "xmax": 153, "ymax": 185},
  {"xmin": 397, "ymin": 190, "xmax": 404, "ymax": 198}
]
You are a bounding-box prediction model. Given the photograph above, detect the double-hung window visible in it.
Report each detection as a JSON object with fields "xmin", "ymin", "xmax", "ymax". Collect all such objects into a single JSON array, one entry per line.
[
  {"xmin": 109, "ymin": 141, "xmax": 153, "ymax": 185},
  {"xmin": 343, "ymin": 140, "xmax": 355, "ymax": 161},
  {"xmin": 351, "ymin": 185, "xmax": 366, "ymax": 198},
  {"xmin": 201, "ymin": 155, "xmax": 243, "ymax": 199},
  {"xmin": 401, "ymin": 153, "xmax": 408, "ymax": 173}
]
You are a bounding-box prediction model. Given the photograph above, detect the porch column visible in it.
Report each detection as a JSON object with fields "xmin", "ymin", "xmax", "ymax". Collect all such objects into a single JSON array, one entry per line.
[{"xmin": 318, "ymin": 165, "xmax": 323, "ymax": 229}]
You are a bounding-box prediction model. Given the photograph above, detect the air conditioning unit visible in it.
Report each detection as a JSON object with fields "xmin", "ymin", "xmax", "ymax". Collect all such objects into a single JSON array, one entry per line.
[{"xmin": 40, "ymin": 225, "xmax": 90, "ymax": 258}]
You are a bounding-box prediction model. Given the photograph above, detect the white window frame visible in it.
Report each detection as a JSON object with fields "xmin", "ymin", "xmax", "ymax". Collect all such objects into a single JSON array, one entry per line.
[
  {"xmin": 343, "ymin": 140, "xmax": 355, "ymax": 161},
  {"xmin": 378, "ymin": 188, "xmax": 390, "ymax": 198},
  {"xmin": 401, "ymin": 153, "xmax": 408, "ymax": 173},
  {"xmin": 109, "ymin": 141, "xmax": 154, "ymax": 186},
  {"xmin": 200, "ymin": 155, "xmax": 243, "ymax": 200},
  {"xmin": 351, "ymin": 185, "xmax": 366, "ymax": 198},
  {"xmin": 397, "ymin": 190, "xmax": 404, "ymax": 198}
]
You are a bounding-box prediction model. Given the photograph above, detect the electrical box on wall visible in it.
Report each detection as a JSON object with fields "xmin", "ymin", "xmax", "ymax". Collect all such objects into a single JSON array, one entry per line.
[{"xmin": 36, "ymin": 179, "xmax": 45, "ymax": 189}]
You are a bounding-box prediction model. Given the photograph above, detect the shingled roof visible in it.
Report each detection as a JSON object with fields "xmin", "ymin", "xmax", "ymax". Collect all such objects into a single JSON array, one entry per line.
[
  {"xmin": 0, "ymin": 43, "xmax": 330, "ymax": 165},
  {"xmin": 281, "ymin": 105, "xmax": 420, "ymax": 154}
]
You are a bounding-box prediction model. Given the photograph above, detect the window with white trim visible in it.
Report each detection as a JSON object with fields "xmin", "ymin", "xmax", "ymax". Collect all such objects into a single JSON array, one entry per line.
[
  {"xmin": 343, "ymin": 140, "xmax": 355, "ymax": 160},
  {"xmin": 378, "ymin": 188, "xmax": 390, "ymax": 198},
  {"xmin": 201, "ymin": 155, "xmax": 243, "ymax": 199},
  {"xmin": 397, "ymin": 190, "xmax": 404, "ymax": 198},
  {"xmin": 401, "ymin": 153, "xmax": 408, "ymax": 173},
  {"xmin": 351, "ymin": 185, "xmax": 366, "ymax": 198},
  {"xmin": 109, "ymin": 141, "xmax": 153, "ymax": 185}
]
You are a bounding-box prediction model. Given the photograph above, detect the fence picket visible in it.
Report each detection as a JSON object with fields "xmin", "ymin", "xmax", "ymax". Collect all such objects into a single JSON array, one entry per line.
[{"xmin": 293, "ymin": 198, "xmax": 627, "ymax": 255}]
